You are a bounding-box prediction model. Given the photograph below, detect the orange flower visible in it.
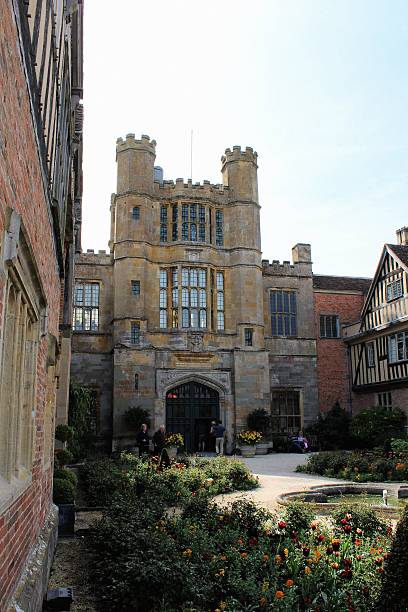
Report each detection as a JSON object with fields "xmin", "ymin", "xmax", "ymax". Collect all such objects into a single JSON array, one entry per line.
[
  {"xmin": 331, "ymin": 562, "xmax": 339, "ymax": 569},
  {"xmin": 183, "ymin": 548, "xmax": 192, "ymax": 557},
  {"xmin": 220, "ymin": 555, "xmax": 227, "ymax": 561},
  {"xmin": 305, "ymin": 566, "xmax": 312, "ymax": 575},
  {"xmin": 259, "ymin": 596, "xmax": 267, "ymax": 606},
  {"xmin": 285, "ymin": 579, "xmax": 294, "ymax": 587},
  {"xmin": 275, "ymin": 554, "xmax": 282, "ymax": 564},
  {"xmin": 275, "ymin": 591, "xmax": 285, "ymax": 599},
  {"xmin": 354, "ymin": 539, "xmax": 362, "ymax": 546},
  {"xmin": 263, "ymin": 554, "xmax": 269, "ymax": 562},
  {"xmin": 241, "ymin": 552, "xmax": 248, "ymax": 559}
]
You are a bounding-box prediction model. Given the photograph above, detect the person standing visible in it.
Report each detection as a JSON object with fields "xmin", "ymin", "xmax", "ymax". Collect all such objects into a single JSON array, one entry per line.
[
  {"xmin": 211, "ymin": 420, "xmax": 226, "ymax": 456},
  {"xmin": 153, "ymin": 424, "xmax": 166, "ymax": 455},
  {"xmin": 136, "ymin": 423, "xmax": 150, "ymax": 457}
]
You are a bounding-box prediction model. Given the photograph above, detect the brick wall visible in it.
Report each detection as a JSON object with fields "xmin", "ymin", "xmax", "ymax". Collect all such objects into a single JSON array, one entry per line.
[
  {"xmin": 0, "ymin": 0, "xmax": 60, "ymax": 606},
  {"xmin": 314, "ymin": 292, "xmax": 365, "ymax": 413}
]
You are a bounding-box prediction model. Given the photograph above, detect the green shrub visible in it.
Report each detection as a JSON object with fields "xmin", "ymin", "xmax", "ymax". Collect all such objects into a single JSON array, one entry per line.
[
  {"xmin": 55, "ymin": 448, "xmax": 74, "ymax": 467},
  {"xmin": 282, "ymin": 500, "xmax": 315, "ymax": 534},
  {"xmin": 306, "ymin": 402, "xmax": 352, "ymax": 450},
  {"xmin": 332, "ymin": 503, "xmax": 386, "ymax": 537},
  {"xmin": 247, "ymin": 408, "xmax": 271, "ymax": 438},
  {"xmin": 55, "ymin": 424, "xmax": 74, "ymax": 443},
  {"xmin": 350, "ymin": 406, "xmax": 406, "ymax": 450},
  {"xmin": 124, "ymin": 405, "xmax": 151, "ymax": 431},
  {"xmin": 53, "ymin": 478, "xmax": 75, "ymax": 504},
  {"xmin": 390, "ymin": 437, "xmax": 408, "ymax": 454},
  {"xmin": 296, "ymin": 450, "xmax": 350, "ymax": 476},
  {"xmin": 54, "ymin": 468, "xmax": 78, "ymax": 487},
  {"xmin": 68, "ymin": 384, "xmax": 95, "ymax": 460},
  {"xmin": 377, "ymin": 506, "xmax": 408, "ymax": 611}
]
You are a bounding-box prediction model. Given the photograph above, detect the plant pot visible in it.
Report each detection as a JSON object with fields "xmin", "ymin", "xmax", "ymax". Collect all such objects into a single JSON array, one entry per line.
[
  {"xmin": 166, "ymin": 446, "xmax": 178, "ymax": 460},
  {"xmin": 58, "ymin": 503, "xmax": 75, "ymax": 536},
  {"xmin": 240, "ymin": 445, "xmax": 256, "ymax": 458},
  {"xmin": 255, "ymin": 443, "xmax": 269, "ymax": 455}
]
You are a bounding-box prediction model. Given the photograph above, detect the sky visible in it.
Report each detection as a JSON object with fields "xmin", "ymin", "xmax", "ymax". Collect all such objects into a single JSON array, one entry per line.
[{"xmin": 82, "ymin": 0, "xmax": 408, "ymax": 277}]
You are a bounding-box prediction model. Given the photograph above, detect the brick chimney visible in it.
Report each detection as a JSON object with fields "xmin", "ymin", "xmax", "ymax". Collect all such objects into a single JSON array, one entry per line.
[{"xmin": 396, "ymin": 227, "xmax": 408, "ymax": 246}]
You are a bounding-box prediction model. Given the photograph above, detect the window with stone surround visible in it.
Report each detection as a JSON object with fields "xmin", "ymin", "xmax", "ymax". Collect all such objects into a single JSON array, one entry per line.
[
  {"xmin": 131, "ymin": 321, "xmax": 141, "ymax": 345},
  {"xmin": 215, "ymin": 209, "xmax": 223, "ymax": 246},
  {"xmin": 245, "ymin": 328, "xmax": 253, "ymax": 346},
  {"xmin": 73, "ymin": 282, "xmax": 100, "ymax": 331},
  {"xmin": 271, "ymin": 390, "xmax": 301, "ymax": 434},
  {"xmin": 160, "ymin": 205, "xmax": 168, "ymax": 242},
  {"xmin": 131, "ymin": 280, "xmax": 140, "ymax": 296},
  {"xmin": 216, "ymin": 272, "xmax": 225, "ymax": 331},
  {"xmin": 0, "ymin": 212, "xmax": 44, "ymax": 491},
  {"xmin": 172, "ymin": 204, "xmax": 178, "ymax": 241},
  {"xmin": 270, "ymin": 290, "xmax": 297, "ymax": 337},
  {"xmin": 132, "ymin": 206, "xmax": 140, "ymax": 220},
  {"xmin": 160, "ymin": 204, "xmax": 223, "ymax": 246},
  {"xmin": 320, "ymin": 314, "xmax": 340, "ymax": 339}
]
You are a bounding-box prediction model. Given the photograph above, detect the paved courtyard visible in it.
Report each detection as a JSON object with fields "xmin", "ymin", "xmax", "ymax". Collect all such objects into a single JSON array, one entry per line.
[{"xmin": 216, "ymin": 453, "xmax": 399, "ymax": 511}]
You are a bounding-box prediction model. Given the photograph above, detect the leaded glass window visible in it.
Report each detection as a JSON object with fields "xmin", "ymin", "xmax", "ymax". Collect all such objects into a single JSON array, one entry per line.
[
  {"xmin": 216, "ymin": 209, "xmax": 223, "ymax": 246},
  {"xmin": 160, "ymin": 205, "xmax": 168, "ymax": 242},
  {"xmin": 73, "ymin": 282, "xmax": 100, "ymax": 331},
  {"xmin": 216, "ymin": 272, "xmax": 225, "ymax": 331},
  {"xmin": 270, "ymin": 290, "xmax": 297, "ymax": 337},
  {"xmin": 131, "ymin": 321, "xmax": 140, "ymax": 344}
]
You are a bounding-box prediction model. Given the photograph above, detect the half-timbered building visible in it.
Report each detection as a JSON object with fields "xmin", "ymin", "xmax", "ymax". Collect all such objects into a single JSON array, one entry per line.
[{"xmin": 344, "ymin": 227, "xmax": 408, "ymax": 417}]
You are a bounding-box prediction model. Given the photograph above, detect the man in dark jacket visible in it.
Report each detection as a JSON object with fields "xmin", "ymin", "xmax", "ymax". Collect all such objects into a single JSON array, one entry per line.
[
  {"xmin": 210, "ymin": 420, "xmax": 226, "ymax": 455},
  {"xmin": 136, "ymin": 423, "xmax": 150, "ymax": 457},
  {"xmin": 153, "ymin": 424, "xmax": 166, "ymax": 455}
]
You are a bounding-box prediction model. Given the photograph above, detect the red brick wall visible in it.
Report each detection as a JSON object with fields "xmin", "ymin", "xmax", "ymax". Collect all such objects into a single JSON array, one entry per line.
[
  {"xmin": 0, "ymin": 1, "xmax": 60, "ymax": 607},
  {"xmin": 314, "ymin": 292, "xmax": 366, "ymax": 413}
]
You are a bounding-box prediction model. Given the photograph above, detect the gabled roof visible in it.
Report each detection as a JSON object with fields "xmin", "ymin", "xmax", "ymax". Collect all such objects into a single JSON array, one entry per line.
[
  {"xmin": 313, "ymin": 275, "xmax": 371, "ymax": 293},
  {"xmin": 361, "ymin": 243, "xmax": 408, "ymax": 320}
]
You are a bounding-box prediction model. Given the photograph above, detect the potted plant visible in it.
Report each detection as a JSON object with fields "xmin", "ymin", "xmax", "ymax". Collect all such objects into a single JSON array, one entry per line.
[
  {"xmin": 164, "ymin": 432, "xmax": 184, "ymax": 459},
  {"xmin": 53, "ymin": 475, "xmax": 76, "ymax": 536},
  {"xmin": 247, "ymin": 409, "xmax": 272, "ymax": 454},
  {"xmin": 237, "ymin": 430, "xmax": 262, "ymax": 457}
]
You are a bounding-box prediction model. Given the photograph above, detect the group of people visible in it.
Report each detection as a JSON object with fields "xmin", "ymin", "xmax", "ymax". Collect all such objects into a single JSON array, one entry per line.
[
  {"xmin": 289, "ymin": 430, "xmax": 309, "ymax": 453},
  {"xmin": 135, "ymin": 420, "xmax": 226, "ymax": 457},
  {"xmin": 136, "ymin": 423, "xmax": 166, "ymax": 457}
]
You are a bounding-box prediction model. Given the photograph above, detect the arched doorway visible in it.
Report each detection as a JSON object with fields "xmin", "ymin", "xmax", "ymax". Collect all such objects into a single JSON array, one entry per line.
[{"xmin": 166, "ymin": 381, "xmax": 220, "ymax": 452}]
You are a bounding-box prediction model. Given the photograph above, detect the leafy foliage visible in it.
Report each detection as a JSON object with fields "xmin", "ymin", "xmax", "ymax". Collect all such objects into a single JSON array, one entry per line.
[
  {"xmin": 124, "ymin": 405, "xmax": 151, "ymax": 431},
  {"xmin": 247, "ymin": 409, "xmax": 271, "ymax": 438},
  {"xmin": 332, "ymin": 503, "xmax": 387, "ymax": 537},
  {"xmin": 350, "ymin": 406, "xmax": 406, "ymax": 450},
  {"xmin": 55, "ymin": 424, "xmax": 74, "ymax": 443},
  {"xmin": 54, "ymin": 467, "xmax": 78, "ymax": 487},
  {"xmin": 53, "ymin": 477, "xmax": 75, "ymax": 504},
  {"xmin": 282, "ymin": 500, "xmax": 315, "ymax": 534},
  {"xmin": 68, "ymin": 384, "xmax": 95, "ymax": 460},
  {"xmin": 306, "ymin": 402, "xmax": 352, "ymax": 450},
  {"xmin": 390, "ymin": 437, "xmax": 408, "ymax": 454},
  {"xmin": 377, "ymin": 506, "xmax": 408, "ymax": 611},
  {"xmin": 55, "ymin": 448, "xmax": 73, "ymax": 467}
]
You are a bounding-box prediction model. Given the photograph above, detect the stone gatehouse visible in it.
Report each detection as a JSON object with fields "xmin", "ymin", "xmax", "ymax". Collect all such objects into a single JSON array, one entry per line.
[{"xmin": 71, "ymin": 134, "xmax": 319, "ymax": 451}]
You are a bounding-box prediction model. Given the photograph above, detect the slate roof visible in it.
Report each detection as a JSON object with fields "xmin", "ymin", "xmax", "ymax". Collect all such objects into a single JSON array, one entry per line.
[
  {"xmin": 313, "ymin": 275, "xmax": 372, "ymax": 293},
  {"xmin": 387, "ymin": 244, "xmax": 408, "ymax": 270}
]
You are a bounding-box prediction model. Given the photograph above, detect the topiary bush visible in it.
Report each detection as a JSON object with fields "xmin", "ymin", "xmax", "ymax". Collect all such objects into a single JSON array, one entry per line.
[
  {"xmin": 306, "ymin": 402, "xmax": 352, "ymax": 450},
  {"xmin": 53, "ymin": 478, "xmax": 75, "ymax": 504},
  {"xmin": 350, "ymin": 406, "xmax": 406, "ymax": 450},
  {"xmin": 55, "ymin": 424, "xmax": 74, "ymax": 443},
  {"xmin": 376, "ymin": 506, "xmax": 408, "ymax": 611},
  {"xmin": 55, "ymin": 448, "xmax": 74, "ymax": 467},
  {"xmin": 54, "ymin": 468, "xmax": 78, "ymax": 487}
]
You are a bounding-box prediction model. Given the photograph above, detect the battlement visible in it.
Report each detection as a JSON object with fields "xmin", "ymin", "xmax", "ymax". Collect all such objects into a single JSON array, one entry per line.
[
  {"xmin": 76, "ymin": 249, "xmax": 113, "ymax": 265},
  {"xmin": 221, "ymin": 145, "xmax": 258, "ymax": 167},
  {"xmin": 116, "ymin": 133, "xmax": 156, "ymax": 155},
  {"xmin": 153, "ymin": 177, "xmax": 229, "ymax": 196},
  {"xmin": 262, "ymin": 244, "xmax": 312, "ymax": 277}
]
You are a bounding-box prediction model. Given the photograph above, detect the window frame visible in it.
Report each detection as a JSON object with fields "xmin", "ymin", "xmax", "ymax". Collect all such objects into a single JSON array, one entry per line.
[
  {"xmin": 73, "ymin": 281, "xmax": 100, "ymax": 332},
  {"xmin": 131, "ymin": 280, "xmax": 140, "ymax": 296},
  {"xmin": 320, "ymin": 314, "xmax": 340, "ymax": 339},
  {"xmin": 386, "ymin": 278, "xmax": 403, "ymax": 302},
  {"xmin": 244, "ymin": 328, "xmax": 253, "ymax": 347},
  {"xmin": 131, "ymin": 321, "xmax": 141, "ymax": 345},
  {"xmin": 132, "ymin": 206, "xmax": 140, "ymax": 220},
  {"xmin": 366, "ymin": 341, "xmax": 375, "ymax": 368},
  {"xmin": 270, "ymin": 289, "xmax": 297, "ymax": 338},
  {"xmin": 388, "ymin": 331, "xmax": 408, "ymax": 364},
  {"xmin": 271, "ymin": 389, "xmax": 302, "ymax": 435}
]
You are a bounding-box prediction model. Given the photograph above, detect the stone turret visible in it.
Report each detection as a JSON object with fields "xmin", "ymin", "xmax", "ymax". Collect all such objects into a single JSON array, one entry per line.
[
  {"xmin": 221, "ymin": 146, "xmax": 258, "ymax": 203},
  {"xmin": 116, "ymin": 134, "xmax": 156, "ymax": 194}
]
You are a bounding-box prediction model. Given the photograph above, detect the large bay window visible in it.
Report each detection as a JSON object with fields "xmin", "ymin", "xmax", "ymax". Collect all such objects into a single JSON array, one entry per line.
[{"xmin": 160, "ymin": 203, "xmax": 223, "ymax": 247}]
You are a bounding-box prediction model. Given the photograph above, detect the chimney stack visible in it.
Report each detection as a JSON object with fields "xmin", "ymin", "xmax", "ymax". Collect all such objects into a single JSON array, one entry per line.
[{"xmin": 396, "ymin": 226, "xmax": 408, "ymax": 246}]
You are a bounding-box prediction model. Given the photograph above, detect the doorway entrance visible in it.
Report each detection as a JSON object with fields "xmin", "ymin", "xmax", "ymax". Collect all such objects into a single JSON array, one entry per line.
[{"xmin": 166, "ymin": 382, "xmax": 220, "ymax": 452}]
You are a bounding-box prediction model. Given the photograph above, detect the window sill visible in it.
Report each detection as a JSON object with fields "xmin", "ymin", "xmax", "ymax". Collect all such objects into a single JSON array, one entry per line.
[
  {"xmin": 319, "ymin": 336, "xmax": 341, "ymax": 340},
  {"xmin": 0, "ymin": 473, "xmax": 32, "ymax": 515},
  {"xmin": 389, "ymin": 359, "xmax": 408, "ymax": 366}
]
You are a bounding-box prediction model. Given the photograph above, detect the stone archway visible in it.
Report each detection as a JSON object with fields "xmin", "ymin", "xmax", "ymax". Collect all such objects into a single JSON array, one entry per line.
[{"xmin": 166, "ymin": 381, "xmax": 220, "ymax": 452}]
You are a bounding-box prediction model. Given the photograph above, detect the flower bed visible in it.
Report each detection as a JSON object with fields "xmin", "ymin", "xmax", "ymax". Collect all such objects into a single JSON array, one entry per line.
[
  {"xmin": 90, "ymin": 491, "xmax": 395, "ymax": 611},
  {"xmin": 297, "ymin": 450, "xmax": 408, "ymax": 482}
]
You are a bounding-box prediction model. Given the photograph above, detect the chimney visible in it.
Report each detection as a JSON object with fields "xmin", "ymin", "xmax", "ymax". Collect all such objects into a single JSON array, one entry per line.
[{"xmin": 396, "ymin": 227, "xmax": 408, "ymax": 246}]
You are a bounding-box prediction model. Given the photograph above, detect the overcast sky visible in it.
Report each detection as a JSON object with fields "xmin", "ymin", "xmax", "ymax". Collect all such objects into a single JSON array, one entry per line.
[{"xmin": 82, "ymin": 0, "xmax": 408, "ymax": 276}]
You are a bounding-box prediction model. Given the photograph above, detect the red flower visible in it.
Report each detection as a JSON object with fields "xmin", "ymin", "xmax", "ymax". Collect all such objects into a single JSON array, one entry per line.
[
  {"xmin": 340, "ymin": 569, "xmax": 352, "ymax": 580},
  {"xmin": 278, "ymin": 521, "xmax": 286, "ymax": 529},
  {"xmin": 317, "ymin": 534, "xmax": 325, "ymax": 542},
  {"xmin": 344, "ymin": 525, "xmax": 352, "ymax": 533},
  {"xmin": 341, "ymin": 518, "xmax": 348, "ymax": 525},
  {"xmin": 326, "ymin": 547, "xmax": 333, "ymax": 555},
  {"xmin": 375, "ymin": 557, "xmax": 383, "ymax": 566},
  {"xmin": 303, "ymin": 547, "xmax": 311, "ymax": 557},
  {"xmin": 332, "ymin": 539, "xmax": 341, "ymax": 551},
  {"xmin": 344, "ymin": 558, "xmax": 353, "ymax": 567}
]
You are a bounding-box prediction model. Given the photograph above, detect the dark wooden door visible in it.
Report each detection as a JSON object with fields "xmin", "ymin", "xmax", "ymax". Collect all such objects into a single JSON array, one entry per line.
[{"xmin": 166, "ymin": 382, "xmax": 219, "ymax": 452}]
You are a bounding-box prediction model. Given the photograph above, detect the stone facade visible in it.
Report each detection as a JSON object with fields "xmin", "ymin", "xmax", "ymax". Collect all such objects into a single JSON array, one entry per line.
[{"xmin": 72, "ymin": 135, "xmax": 319, "ymax": 451}]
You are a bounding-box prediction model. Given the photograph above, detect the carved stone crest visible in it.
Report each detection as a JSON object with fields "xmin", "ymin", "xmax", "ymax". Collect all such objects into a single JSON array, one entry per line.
[{"xmin": 188, "ymin": 332, "xmax": 203, "ymax": 352}]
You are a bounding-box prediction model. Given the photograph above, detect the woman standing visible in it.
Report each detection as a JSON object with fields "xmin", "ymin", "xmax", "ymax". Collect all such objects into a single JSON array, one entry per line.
[{"xmin": 136, "ymin": 423, "xmax": 150, "ymax": 457}]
